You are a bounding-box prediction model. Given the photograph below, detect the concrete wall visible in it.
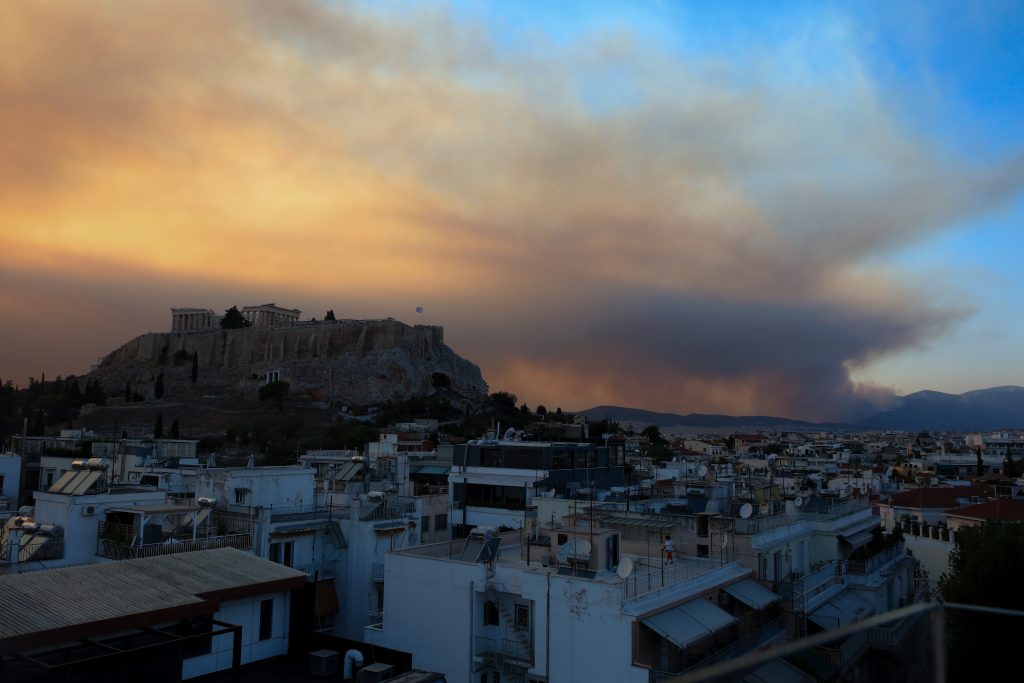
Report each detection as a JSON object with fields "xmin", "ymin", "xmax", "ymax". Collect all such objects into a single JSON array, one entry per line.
[{"xmin": 181, "ymin": 590, "xmax": 291, "ymax": 679}]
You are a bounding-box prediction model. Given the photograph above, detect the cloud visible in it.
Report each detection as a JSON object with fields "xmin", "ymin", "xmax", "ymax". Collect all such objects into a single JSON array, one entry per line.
[{"xmin": 1, "ymin": 1, "xmax": 1020, "ymax": 420}]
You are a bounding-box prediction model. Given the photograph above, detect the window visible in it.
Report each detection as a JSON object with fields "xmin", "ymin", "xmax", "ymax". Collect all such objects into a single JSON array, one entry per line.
[
  {"xmin": 514, "ymin": 603, "xmax": 530, "ymax": 632},
  {"xmin": 234, "ymin": 488, "xmax": 250, "ymax": 505},
  {"xmin": 421, "ymin": 516, "xmax": 431, "ymax": 533},
  {"xmin": 697, "ymin": 544, "xmax": 710, "ymax": 558},
  {"xmin": 269, "ymin": 541, "xmax": 294, "ymax": 567},
  {"xmin": 484, "ymin": 601, "xmax": 500, "ymax": 626},
  {"xmin": 434, "ymin": 513, "xmax": 447, "ymax": 531},
  {"xmin": 266, "ymin": 370, "xmax": 280, "ymax": 383},
  {"xmin": 259, "ymin": 599, "xmax": 274, "ymax": 641}
]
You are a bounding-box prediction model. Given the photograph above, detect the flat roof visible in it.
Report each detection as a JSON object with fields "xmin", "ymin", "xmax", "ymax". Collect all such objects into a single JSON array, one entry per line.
[{"xmin": 0, "ymin": 548, "xmax": 305, "ymax": 655}]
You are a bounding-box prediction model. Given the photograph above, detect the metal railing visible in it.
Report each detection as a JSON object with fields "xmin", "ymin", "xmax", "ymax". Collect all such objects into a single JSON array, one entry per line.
[
  {"xmin": 293, "ymin": 559, "xmax": 338, "ymax": 580},
  {"xmin": 269, "ymin": 503, "xmax": 349, "ymax": 523},
  {"xmin": 475, "ymin": 636, "xmax": 534, "ymax": 664},
  {"xmin": 678, "ymin": 616, "xmax": 787, "ymax": 676},
  {"xmin": 97, "ymin": 533, "xmax": 252, "ymax": 560},
  {"xmin": 371, "ymin": 562, "xmax": 385, "ymax": 581},
  {"xmin": 660, "ymin": 602, "xmax": 1024, "ymax": 683},
  {"xmin": 360, "ymin": 500, "xmax": 416, "ymax": 521},
  {"xmin": 621, "ymin": 558, "xmax": 724, "ymax": 601},
  {"xmin": 795, "ymin": 497, "xmax": 870, "ymax": 520},
  {"xmin": 840, "ymin": 542, "xmax": 906, "ymax": 575},
  {"xmin": 366, "ymin": 609, "xmax": 383, "ymax": 629},
  {"xmin": 776, "ymin": 560, "xmax": 840, "ymax": 613}
]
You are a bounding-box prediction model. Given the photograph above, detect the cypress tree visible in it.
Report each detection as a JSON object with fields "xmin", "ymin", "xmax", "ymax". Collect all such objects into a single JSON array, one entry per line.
[
  {"xmin": 191, "ymin": 352, "xmax": 198, "ymax": 384},
  {"xmin": 154, "ymin": 413, "xmax": 164, "ymax": 438}
]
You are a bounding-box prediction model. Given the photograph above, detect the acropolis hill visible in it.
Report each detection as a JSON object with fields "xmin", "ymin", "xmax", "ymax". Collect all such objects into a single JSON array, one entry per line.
[{"xmin": 86, "ymin": 315, "xmax": 489, "ymax": 407}]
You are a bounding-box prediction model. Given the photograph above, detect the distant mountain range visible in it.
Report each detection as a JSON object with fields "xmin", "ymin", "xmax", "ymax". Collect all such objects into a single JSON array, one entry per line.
[{"xmin": 579, "ymin": 386, "xmax": 1024, "ymax": 432}]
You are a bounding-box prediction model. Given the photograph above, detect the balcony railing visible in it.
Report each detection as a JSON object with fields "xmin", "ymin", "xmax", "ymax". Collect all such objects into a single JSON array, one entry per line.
[
  {"xmin": 269, "ymin": 504, "xmax": 349, "ymax": 523},
  {"xmin": 366, "ymin": 609, "xmax": 383, "ymax": 629},
  {"xmin": 97, "ymin": 533, "xmax": 252, "ymax": 560},
  {"xmin": 475, "ymin": 636, "xmax": 534, "ymax": 664},
  {"xmin": 293, "ymin": 559, "xmax": 338, "ymax": 580},
  {"xmin": 680, "ymin": 616, "xmax": 788, "ymax": 676},
  {"xmin": 371, "ymin": 562, "xmax": 385, "ymax": 581},
  {"xmin": 840, "ymin": 542, "xmax": 906, "ymax": 576},
  {"xmin": 360, "ymin": 500, "xmax": 416, "ymax": 522},
  {"xmin": 795, "ymin": 497, "xmax": 870, "ymax": 520},
  {"xmin": 621, "ymin": 558, "xmax": 723, "ymax": 601}
]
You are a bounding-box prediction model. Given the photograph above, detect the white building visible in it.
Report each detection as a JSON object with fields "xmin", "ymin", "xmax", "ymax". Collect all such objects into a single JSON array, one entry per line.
[
  {"xmin": 366, "ymin": 518, "xmax": 789, "ymax": 683},
  {"xmin": 0, "ymin": 548, "xmax": 305, "ymax": 680}
]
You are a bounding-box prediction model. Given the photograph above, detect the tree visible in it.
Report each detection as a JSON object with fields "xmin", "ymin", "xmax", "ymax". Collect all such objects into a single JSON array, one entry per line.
[
  {"xmin": 488, "ymin": 391, "xmax": 518, "ymax": 413},
  {"xmin": 191, "ymin": 352, "xmax": 198, "ymax": 384},
  {"xmin": 642, "ymin": 424, "xmax": 666, "ymax": 444},
  {"xmin": 220, "ymin": 306, "xmax": 251, "ymax": 329},
  {"xmin": 154, "ymin": 413, "xmax": 164, "ymax": 439},
  {"xmin": 324, "ymin": 309, "xmax": 336, "ymax": 321},
  {"xmin": 939, "ymin": 521, "xmax": 1024, "ymax": 679},
  {"xmin": 169, "ymin": 419, "xmax": 180, "ymax": 439},
  {"xmin": 431, "ymin": 372, "xmax": 451, "ymax": 390},
  {"xmin": 536, "ymin": 405, "xmax": 548, "ymax": 417},
  {"xmin": 154, "ymin": 372, "xmax": 165, "ymax": 399},
  {"xmin": 259, "ymin": 380, "xmax": 291, "ymax": 412}
]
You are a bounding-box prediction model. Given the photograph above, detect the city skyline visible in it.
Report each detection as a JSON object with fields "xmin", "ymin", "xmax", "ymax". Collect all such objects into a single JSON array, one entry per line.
[{"xmin": 2, "ymin": 1, "xmax": 1022, "ymax": 421}]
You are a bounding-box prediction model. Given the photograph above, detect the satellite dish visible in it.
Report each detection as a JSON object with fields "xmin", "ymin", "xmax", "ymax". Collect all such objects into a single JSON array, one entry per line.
[
  {"xmin": 794, "ymin": 495, "xmax": 805, "ymax": 507},
  {"xmin": 739, "ymin": 503, "xmax": 753, "ymax": 519},
  {"xmin": 617, "ymin": 557, "xmax": 634, "ymax": 579},
  {"xmin": 697, "ymin": 464, "xmax": 709, "ymax": 477},
  {"xmin": 557, "ymin": 539, "xmax": 592, "ymax": 565}
]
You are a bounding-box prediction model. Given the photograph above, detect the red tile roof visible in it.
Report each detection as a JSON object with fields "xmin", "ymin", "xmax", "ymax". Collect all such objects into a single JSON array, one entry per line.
[
  {"xmin": 887, "ymin": 485, "xmax": 991, "ymax": 509},
  {"xmin": 945, "ymin": 499, "xmax": 1024, "ymax": 522}
]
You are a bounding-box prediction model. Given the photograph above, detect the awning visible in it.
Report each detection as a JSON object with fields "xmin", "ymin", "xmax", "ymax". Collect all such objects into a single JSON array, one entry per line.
[
  {"xmin": 807, "ymin": 591, "xmax": 873, "ymax": 629},
  {"xmin": 678, "ymin": 599, "xmax": 737, "ymax": 633},
  {"xmin": 641, "ymin": 599, "xmax": 737, "ymax": 649},
  {"xmin": 271, "ymin": 520, "xmax": 333, "ymax": 537},
  {"xmin": 314, "ymin": 580, "xmax": 339, "ymax": 616},
  {"xmin": 411, "ymin": 465, "xmax": 449, "ymax": 476},
  {"xmin": 840, "ymin": 530, "xmax": 874, "ymax": 549},
  {"xmin": 724, "ymin": 579, "xmax": 782, "ymax": 610}
]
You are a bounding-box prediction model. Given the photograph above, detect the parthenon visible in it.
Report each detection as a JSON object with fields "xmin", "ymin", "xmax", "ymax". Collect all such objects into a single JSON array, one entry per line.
[
  {"xmin": 170, "ymin": 308, "xmax": 217, "ymax": 331},
  {"xmin": 241, "ymin": 303, "xmax": 301, "ymax": 327},
  {"xmin": 171, "ymin": 304, "xmax": 302, "ymax": 331}
]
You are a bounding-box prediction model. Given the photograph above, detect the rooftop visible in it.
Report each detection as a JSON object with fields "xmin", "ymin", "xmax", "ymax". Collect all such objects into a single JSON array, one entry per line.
[
  {"xmin": 944, "ymin": 498, "xmax": 1024, "ymax": 521},
  {"xmin": 0, "ymin": 547, "xmax": 305, "ymax": 655},
  {"xmin": 886, "ymin": 485, "xmax": 990, "ymax": 509}
]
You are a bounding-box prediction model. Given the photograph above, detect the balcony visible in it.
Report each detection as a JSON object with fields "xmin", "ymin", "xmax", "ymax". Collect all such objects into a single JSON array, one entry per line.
[
  {"xmin": 475, "ymin": 636, "xmax": 534, "ymax": 665},
  {"xmin": 371, "ymin": 562, "xmax": 385, "ymax": 582},
  {"xmin": 621, "ymin": 557, "xmax": 724, "ymax": 601},
  {"xmin": 97, "ymin": 519, "xmax": 252, "ymax": 560},
  {"xmin": 269, "ymin": 504, "xmax": 349, "ymax": 523},
  {"xmin": 98, "ymin": 533, "xmax": 252, "ymax": 560},
  {"xmin": 366, "ymin": 609, "xmax": 383, "ymax": 630},
  {"xmin": 776, "ymin": 560, "xmax": 841, "ymax": 613}
]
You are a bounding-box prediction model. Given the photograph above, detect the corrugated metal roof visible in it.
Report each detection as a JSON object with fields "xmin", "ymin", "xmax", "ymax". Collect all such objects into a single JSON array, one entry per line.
[
  {"xmin": 641, "ymin": 598, "xmax": 737, "ymax": 648},
  {"xmin": 0, "ymin": 548, "xmax": 305, "ymax": 649}
]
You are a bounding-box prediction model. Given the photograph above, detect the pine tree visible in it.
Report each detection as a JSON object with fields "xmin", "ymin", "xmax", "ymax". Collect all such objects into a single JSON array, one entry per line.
[
  {"xmin": 325, "ymin": 309, "xmax": 336, "ymax": 321},
  {"xmin": 220, "ymin": 306, "xmax": 251, "ymax": 329},
  {"xmin": 154, "ymin": 413, "xmax": 164, "ymax": 438},
  {"xmin": 170, "ymin": 419, "xmax": 180, "ymax": 439}
]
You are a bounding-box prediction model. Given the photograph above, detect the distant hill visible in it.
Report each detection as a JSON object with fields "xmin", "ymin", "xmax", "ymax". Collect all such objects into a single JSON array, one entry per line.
[
  {"xmin": 577, "ymin": 405, "xmax": 846, "ymax": 431},
  {"xmin": 580, "ymin": 386, "xmax": 1024, "ymax": 432},
  {"xmin": 858, "ymin": 386, "xmax": 1024, "ymax": 431}
]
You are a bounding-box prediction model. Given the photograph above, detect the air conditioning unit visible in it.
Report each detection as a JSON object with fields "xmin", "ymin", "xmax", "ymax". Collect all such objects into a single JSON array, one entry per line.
[
  {"xmin": 357, "ymin": 663, "xmax": 395, "ymax": 683},
  {"xmin": 308, "ymin": 649, "xmax": 338, "ymax": 677},
  {"xmin": 82, "ymin": 505, "xmax": 97, "ymax": 516}
]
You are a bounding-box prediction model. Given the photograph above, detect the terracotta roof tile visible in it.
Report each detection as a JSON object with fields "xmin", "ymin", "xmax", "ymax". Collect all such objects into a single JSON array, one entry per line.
[
  {"xmin": 887, "ymin": 485, "xmax": 990, "ymax": 509},
  {"xmin": 945, "ymin": 499, "xmax": 1024, "ymax": 521}
]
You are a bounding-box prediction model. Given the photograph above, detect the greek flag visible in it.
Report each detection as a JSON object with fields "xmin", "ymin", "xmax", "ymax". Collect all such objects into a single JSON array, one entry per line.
[{"xmin": 415, "ymin": 306, "xmax": 424, "ymax": 314}]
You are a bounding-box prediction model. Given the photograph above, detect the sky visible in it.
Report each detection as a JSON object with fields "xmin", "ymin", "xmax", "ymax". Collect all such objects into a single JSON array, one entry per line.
[{"xmin": 1, "ymin": 0, "xmax": 1022, "ymax": 422}]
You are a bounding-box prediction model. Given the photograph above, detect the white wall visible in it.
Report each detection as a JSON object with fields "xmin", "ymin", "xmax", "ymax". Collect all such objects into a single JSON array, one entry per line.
[{"xmin": 181, "ymin": 591, "xmax": 291, "ymax": 679}]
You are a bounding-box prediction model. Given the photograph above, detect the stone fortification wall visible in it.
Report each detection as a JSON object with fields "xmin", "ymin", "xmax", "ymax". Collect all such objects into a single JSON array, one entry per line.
[{"xmin": 90, "ymin": 319, "xmax": 487, "ymax": 405}]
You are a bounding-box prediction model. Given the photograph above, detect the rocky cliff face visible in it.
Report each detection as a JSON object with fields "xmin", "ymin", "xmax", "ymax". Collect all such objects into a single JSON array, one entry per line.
[{"xmin": 88, "ymin": 319, "xmax": 488, "ymax": 405}]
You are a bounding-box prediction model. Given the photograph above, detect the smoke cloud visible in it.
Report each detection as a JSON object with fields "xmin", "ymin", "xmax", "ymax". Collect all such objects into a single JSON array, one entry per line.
[{"xmin": 1, "ymin": 1, "xmax": 1020, "ymax": 420}]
